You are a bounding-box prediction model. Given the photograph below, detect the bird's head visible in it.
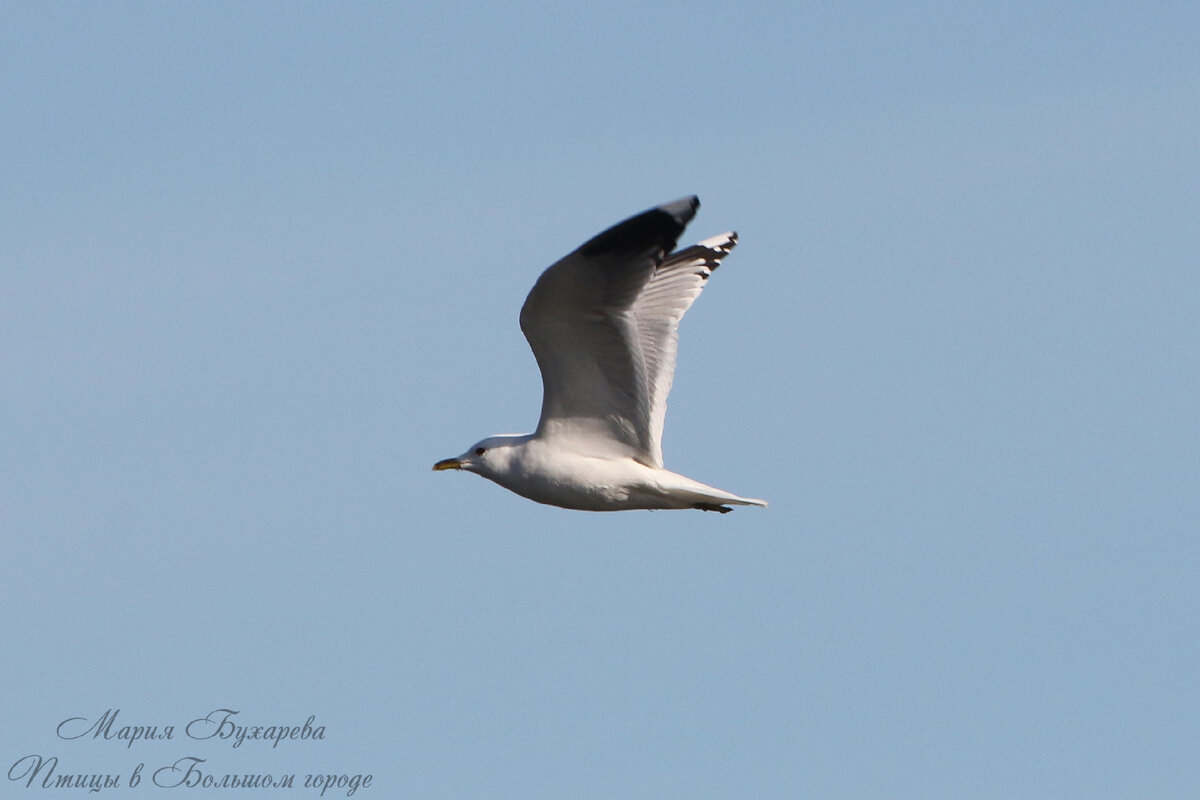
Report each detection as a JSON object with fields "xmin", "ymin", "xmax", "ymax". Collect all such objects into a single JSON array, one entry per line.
[{"xmin": 433, "ymin": 435, "xmax": 525, "ymax": 479}]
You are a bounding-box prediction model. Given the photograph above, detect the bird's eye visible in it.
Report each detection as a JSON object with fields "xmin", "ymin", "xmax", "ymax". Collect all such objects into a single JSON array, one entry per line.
[{"xmin": 474, "ymin": 447, "xmax": 487, "ymax": 456}]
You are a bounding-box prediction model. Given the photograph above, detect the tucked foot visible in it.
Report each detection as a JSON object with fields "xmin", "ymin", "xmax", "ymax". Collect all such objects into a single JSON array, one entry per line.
[{"xmin": 694, "ymin": 503, "xmax": 733, "ymax": 513}]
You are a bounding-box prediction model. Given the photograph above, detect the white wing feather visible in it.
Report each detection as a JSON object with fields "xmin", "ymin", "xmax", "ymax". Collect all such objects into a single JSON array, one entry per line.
[{"xmin": 635, "ymin": 232, "xmax": 738, "ymax": 466}]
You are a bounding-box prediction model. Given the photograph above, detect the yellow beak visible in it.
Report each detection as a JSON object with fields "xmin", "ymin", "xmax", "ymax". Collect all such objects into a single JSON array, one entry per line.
[{"xmin": 432, "ymin": 458, "xmax": 463, "ymax": 471}]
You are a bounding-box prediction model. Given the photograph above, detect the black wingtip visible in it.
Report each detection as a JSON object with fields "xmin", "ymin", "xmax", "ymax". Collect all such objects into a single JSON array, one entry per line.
[
  {"xmin": 579, "ymin": 196, "xmax": 699, "ymax": 260},
  {"xmin": 661, "ymin": 195, "xmax": 700, "ymax": 222}
]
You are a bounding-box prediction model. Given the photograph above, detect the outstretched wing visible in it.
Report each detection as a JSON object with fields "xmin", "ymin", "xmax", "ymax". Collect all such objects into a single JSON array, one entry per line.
[
  {"xmin": 519, "ymin": 196, "xmax": 736, "ymax": 467},
  {"xmin": 634, "ymin": 231, "xmax": 738, "ymax": 466}
]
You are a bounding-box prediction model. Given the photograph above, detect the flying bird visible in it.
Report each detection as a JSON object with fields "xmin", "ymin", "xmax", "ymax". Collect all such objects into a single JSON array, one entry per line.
[{"xmin": 434, "ymin": 196, "xmax": 766, "ymax": 513}]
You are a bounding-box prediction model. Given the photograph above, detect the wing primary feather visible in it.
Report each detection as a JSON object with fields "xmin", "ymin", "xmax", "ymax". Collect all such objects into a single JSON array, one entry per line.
[{"xmin": 578, "ymin": 196, "xmax": 698, "ymax": 261}]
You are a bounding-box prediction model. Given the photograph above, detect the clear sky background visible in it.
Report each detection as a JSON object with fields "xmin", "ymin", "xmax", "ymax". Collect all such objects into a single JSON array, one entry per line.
[{"xmin": 2, "ymin": 2, "xmax": 1198, "ymax": 798}]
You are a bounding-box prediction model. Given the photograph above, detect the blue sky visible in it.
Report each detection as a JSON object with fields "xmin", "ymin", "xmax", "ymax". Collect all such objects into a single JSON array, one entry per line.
[{"xmin": 2, "ymin": 2, "xmax": 1198, "ymax": 797}]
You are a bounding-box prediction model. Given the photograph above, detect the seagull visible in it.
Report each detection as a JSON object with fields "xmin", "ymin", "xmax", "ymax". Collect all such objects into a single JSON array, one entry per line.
[{"xmin": 434, "ymin": 196, "xmax": 766, "ymax": 513}]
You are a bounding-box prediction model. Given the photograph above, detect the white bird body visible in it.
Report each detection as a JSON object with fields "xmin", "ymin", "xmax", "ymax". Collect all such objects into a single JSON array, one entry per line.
[
  {"xmin": 450, "ymin": 434, "xmax": 761, "ymax": 512},
  {"xmin": 434, "ymin": 196, "xmax": 766, "ymax": 513}
]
